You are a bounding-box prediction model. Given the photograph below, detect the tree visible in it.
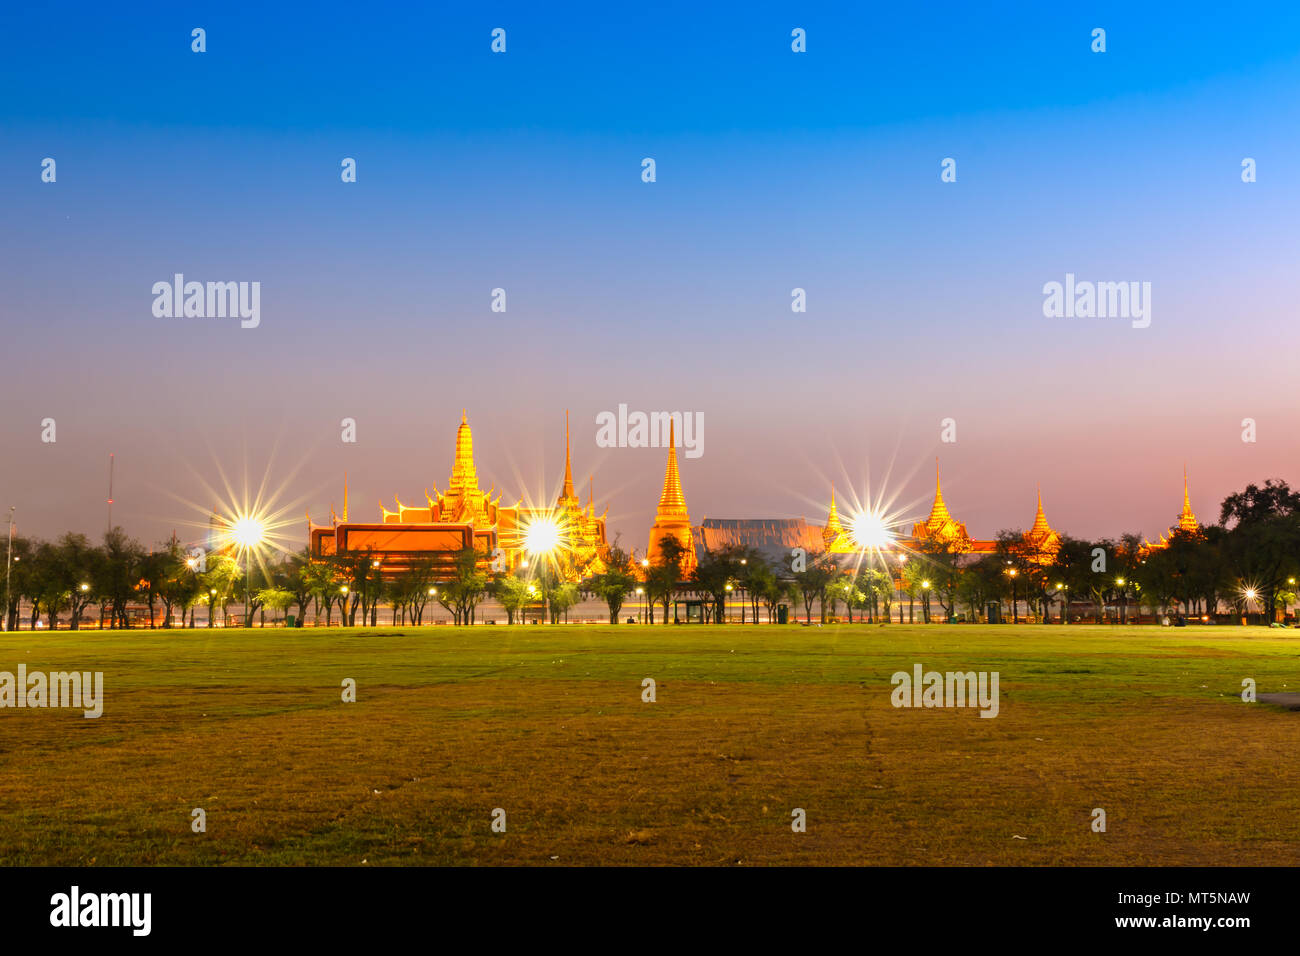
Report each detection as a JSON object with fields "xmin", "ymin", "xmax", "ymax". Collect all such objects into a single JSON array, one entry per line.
[
  {"xmin": 790, "ymin": 551, "xmax": 835, "ymax": 623},
  {"xmin": 29, "ymin": 541, "xmax": 68, "ymax": 630},
  {"xmin": 745, "ymin": 560, "xmax": 781, "ymax": 623},
  {"xmin": 436, "ymin": 547, "xmax": 487, "ymax": 626},
  {"xmin": 493, "ymin": 574, "xmax": 532, "ymax": 625},
  {"xmin": 549, "ymin": 582, "xmax": 580, "ymax": 623},
  {"xmin": 3, "ymin": 536, "xmax": 35, "ymax": 631},
  {"xmin": 826, "ymin": 571, "xmax": 862, "ymax": 623},
  {"xmin": 1048, "ymin": 536, "xmax": 1097, "ymax": 624},
  {"xmin": 256, "ymin": 587, "xmax": 295, "ymax": 625},
  {"xmin": 588, "ymin": 544, "xmax": 637, "ymax": 623},
  {"xmin": 1219, "ymin": 480, "xmax": 1300, "ymax": 624},
  {"xmin": 201, "ymin": 553, "xmax": 242, "ymax": 628},
  {"xmin": 916, "ymin": 537, "xmax": 964, "ymax": 622},
  {"xmin": 646, "ymin": 534, "xmax": 687, "ymax": 624},
  {"xmin": 692, "ymin": 546, "xmax": 742, "ymax": 624},
  {"xmin": 300, "ymin": 557, "xmax": 341, "ymax": 625},
  {"xmin": 97, "ymin": 528, "xmax": 146, "ymax": 629},
  {"xmin": 150, "ymin": 539, "xmax": 193, "ymax": 628}
]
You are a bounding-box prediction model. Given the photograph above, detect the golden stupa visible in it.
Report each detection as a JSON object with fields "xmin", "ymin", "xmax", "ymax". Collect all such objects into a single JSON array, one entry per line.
[{"xmin": 647, "ymin": 417, "xmax": 697, "ymax": 574}]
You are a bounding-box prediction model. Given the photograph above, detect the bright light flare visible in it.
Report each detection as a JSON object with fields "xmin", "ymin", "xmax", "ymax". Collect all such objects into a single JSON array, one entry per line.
[
  {"xmin": 850, "ymin": 511, "xmax": 895, "ymax": 550},
  {"xmin": 230, "ymin": 516, "xmax": 265, "ymax": 550},
  {"xmin": 524, "ymin": 517, "xmax": 563, "ymax": 555}
]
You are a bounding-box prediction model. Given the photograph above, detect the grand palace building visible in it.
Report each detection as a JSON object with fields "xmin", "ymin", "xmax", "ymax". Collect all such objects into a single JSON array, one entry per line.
[
  {"xmin": 308, "ymin": 411, "xmax": 609, "ymax": 580},
  {"xmin": 307, "ymin": 410, "xmax": 1202, "ymax": 582}
]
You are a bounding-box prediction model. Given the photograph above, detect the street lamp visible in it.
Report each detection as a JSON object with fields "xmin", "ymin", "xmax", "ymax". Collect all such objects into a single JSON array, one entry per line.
[
  {"xmin": 893, "ymin": 554, "xmax": 909, "ymax": 623},
  {"xmin": 3, "ymin": 506, "xmax": 13, "ymax": 632},
  {"xmin": 724, "ymin": 582, "xmax": 733, "ymax": 624},
  {"xmin": 636, "ymin": 586, "xmax": 644, "ymax": 623},
  {"xmin": 921, "ymin": 580, "xmax": 931, "ymax": 624},
  {"xmin": 1006, "ymin": 567, "xmax": 1018, "ymax": 624}
]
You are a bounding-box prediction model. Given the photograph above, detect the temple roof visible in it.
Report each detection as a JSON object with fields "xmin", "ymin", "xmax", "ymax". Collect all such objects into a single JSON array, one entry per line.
[
  {"xmin": 449, "ymin": 409, "xmax": 477, "ymax": 491},
  {"xmin": 558, "ymin": 409, "xmax": 577, "ymax": 507},
  {"xmin": 1177, "ymin": 467, "xmax": 1199, "ymax": 533},
  {"xmin": 924, "ymin": 460, "xmax": 953, "ymax": 532},
  {"xmin": 655, "ymin": 418, "xmax": 689, "ymax": 519}
]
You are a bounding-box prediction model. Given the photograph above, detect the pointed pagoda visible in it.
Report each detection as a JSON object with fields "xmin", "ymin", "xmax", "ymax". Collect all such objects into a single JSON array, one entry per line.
[
  {"xmin": 557, "ymin": 410, "xmax": 580, "ymax": 511},
  {"xmin": 1021, "ymin": 486, "xmax": 1061, "ymax": 563},
  {"xmin": 647, "ymin": 418, "xmax": 697, "ymax": 574},
  {"xmin": 823, "ymin": 484, "xmax": 854, "ymax": 553},
  {"xmin": 1143, "ymin": 467, "xmax": 1202, "ymax": 553},
  {"xmin": 912, "ymin": 459, "xmax": 970, "ymax": 548},
  {"xmin": 1176, "ymin": 466, "xmax": 1200, "ymax": 533}
]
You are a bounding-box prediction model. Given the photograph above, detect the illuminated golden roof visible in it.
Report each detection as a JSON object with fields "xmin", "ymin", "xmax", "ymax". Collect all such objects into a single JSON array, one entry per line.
[
  {"xmin": 925, "ymin": 460, "xmax": 953, "ymax": 530},
  {"xmin": 823, "ymin": 484, "xmax": 853, "ymax": 552},
  {"xmin": 913, "ymin": 460, "xmax": 971, "ymax": 547},
  {"xmin": 1177, "ymin": 467, "xmax": 1199, "ymax": 533},
  {"xmin": 450, "ymin": 409, "xmax": 477, "ymax": 491},
  {"xmin": 1022, "ymin": 486, "xmax": 1060, "ymax": 562},
  {"xmin": 558, "ymin": 409, "xmax": 578, "ymax": 508},
  {"xmin": 656, "ymin": 418, "xmax": 688, "ymax": 519},
  {"xmin": 1028, "ymin": 487, "xmax": 1052, "ymax": 536}
]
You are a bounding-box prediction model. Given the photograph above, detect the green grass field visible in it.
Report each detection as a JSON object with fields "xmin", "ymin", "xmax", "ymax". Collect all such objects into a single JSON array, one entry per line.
[{"xmin": 1, "ymin": 623, "xmax": 1297, "ymax": 866}]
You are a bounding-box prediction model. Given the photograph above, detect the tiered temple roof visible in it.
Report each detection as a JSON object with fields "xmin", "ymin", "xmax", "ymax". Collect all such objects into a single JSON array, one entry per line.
[
  {"xmin": 911, "ymin": 461, "xmax": 972, "ymax": 550},
  {"xmin": 822, "ymin": 484, "xmax": 854, "ymax": 553}
]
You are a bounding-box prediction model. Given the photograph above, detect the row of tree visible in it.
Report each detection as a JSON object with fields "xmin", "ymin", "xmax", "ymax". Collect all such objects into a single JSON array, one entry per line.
[{"xmin": 5, "ymin": 479, "xmax": 1299, "ymax": 629}]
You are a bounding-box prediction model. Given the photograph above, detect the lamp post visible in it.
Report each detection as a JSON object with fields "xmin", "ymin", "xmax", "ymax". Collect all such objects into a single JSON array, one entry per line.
[
  {"xmin": 1056, "ymin": 583, "xmax": 1068, "ymax": 624},
  {"xmin": 635, "ymin": 587, "xmax": 644, "ymax": 623},
  {"xmin": 1115, "ymin": 577, "xmax": 1126, "ymax": 625},
  {"xmin": 921, "ymin": 580, "xmax": 931, "ymax": 624},
  {"xmin": 739, "ymin": 558, "xmax": 747, "ymax": 623},
  {"xmin": 1007, "ymin": 567, "xmax": 1019, "ymax": 624},
  {"xmin": 896, "ymin": 555, "xmax": 907, "ymax": 624},
  {"xmin": 3, "ymin": 506, "xmax": 13, "ymax": 632},
  {"xmin": 641, "ymin": 559, "xmax": 651, "ymax": 624}
]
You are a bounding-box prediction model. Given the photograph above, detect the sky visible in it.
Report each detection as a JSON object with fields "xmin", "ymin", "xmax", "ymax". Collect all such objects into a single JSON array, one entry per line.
[{"xmin": 3, "ymin": 1, "xmax": 1300, "ymax": 551}]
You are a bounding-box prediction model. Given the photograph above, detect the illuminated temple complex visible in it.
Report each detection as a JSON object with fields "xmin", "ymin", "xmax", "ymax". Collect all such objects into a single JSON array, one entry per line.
[
  {"xmin": 691, "ymin": 461, "xmax": 1206, "ymax": 570},
  {"xmin": 309, "ymin": 411, "xmax": 609, "ymax": 580}
]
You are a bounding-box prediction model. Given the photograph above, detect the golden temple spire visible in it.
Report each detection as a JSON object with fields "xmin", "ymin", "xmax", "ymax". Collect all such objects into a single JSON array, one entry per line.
[
  {"xmin": 343, "ymin": 472, "xmax": 349, "ymax": 522},
  {"xmin": 450, "ymin": 411, "xmax": 478, "ymax": 491},
  {"xmin": 561, "ymin": 409, "xmax": 576, "ymax": 502},
  {"xmin": 1029, "ymin": 484, "xmax": 1051, "ymax": 535},
  {"xmin": 823, "ymin": 483, "xmax": 851, "ymax": 551},
  {"xmin": 1178, "ymin": 465, "xmax": 1200, "ymax": 532},
  {"xmin": 825, "ymin": 483, "xmax": 844, "ymax": 534},
  {"xmin": 656, "ymin": 417, "xmax": 688, "ymax": 518},
  {"xmin": 587, "ymin": 474, "xmax": 595, "ymax": 517},
  {"xmin": 928, "ymin": 458, "xmax": 952, "ymax": 526}
]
